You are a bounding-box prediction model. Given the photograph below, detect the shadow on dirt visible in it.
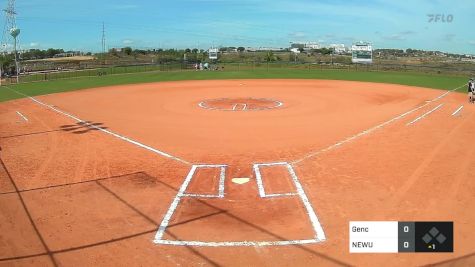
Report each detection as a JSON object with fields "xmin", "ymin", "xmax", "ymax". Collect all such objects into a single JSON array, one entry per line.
[
  {"xmin": 60, "ymin": 121, "xmax": 108, "ymax": 134},
  {"xmin": 0, "ymin": 121, "xmax": 109, "ymax": 139}
]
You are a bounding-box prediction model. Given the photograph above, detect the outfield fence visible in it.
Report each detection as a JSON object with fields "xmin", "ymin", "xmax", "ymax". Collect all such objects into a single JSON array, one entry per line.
[{"xmin": 1, "ymin": 61, "xmax": 474, "ymax": 85}]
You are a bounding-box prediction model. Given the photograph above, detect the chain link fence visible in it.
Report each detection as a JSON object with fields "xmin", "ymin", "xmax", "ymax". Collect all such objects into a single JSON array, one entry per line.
[{"xmin": 1, "ymin": 61, "xmax": 473, "ymax": 85}]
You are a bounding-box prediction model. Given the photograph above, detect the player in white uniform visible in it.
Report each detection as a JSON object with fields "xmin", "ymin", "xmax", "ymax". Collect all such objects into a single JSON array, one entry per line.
[{"xmin": 469, "ymin": 79, "xmax": 475, "ymax": 104}]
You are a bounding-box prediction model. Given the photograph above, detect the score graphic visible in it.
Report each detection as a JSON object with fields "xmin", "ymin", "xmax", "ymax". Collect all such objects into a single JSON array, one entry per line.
[
  {"xmin": 350, "ymin": 221, "xmax": 453, "ymax": 253},
  {"xmin": 415, "ymin": 222, "xmax": 453, "ymax": 252}
]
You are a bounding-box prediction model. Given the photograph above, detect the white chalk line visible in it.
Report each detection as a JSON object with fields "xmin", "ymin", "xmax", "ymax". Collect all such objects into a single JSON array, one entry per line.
[
  {"xmin": 253, "ymin": 163, "xmax": 298, "ymax": 198},
  {"xmin": 5, "ymin": 86, "xmax": 190, "ymax": 165},
  {"xmin": 218, "ymin": 166, "xmax": 226, "ymax": 197},
  {"xmin": 284, "ymin": 163, "xmax": 326, "ymax": 241},
  {"xmin": 292, "ymin": 84, "xmax": 466, "ymax": 165},
  {"xmin": 16, "ymin": 111, "xmax": 28, "ymax": 122},
  {"xmin": 155, "ymin": 164, "xmax": 227, "ymax": 241},
  {"xmin": 198, "ymin": 98, "xmax": 283, "ymax": 111},
  {"xmin": 264, "ymin": 193, "xmax": 298, "ymax": 198},
  {"xmin": 155, "ymin": 165, "xmax": 199, "ymax": 241},
  {"xmin": 182, "ymin": 165, "xmax": 226, "ymax": 198},
  {"xmin": 253, "ymin": 162, "xmax": 326, "ymax": 241},
  {"xmin": 155, "ymin": 162, "xmax": 325, "ymax": 246},
  {"xmin": 198, "ymin": 101, "xmax": 208, "ymax": 109},
  {"xmin": 154, "ymin": 239, "xmax": 322, "ymax": 247},
  {"xmin": 406, "ymin": 103, "xmax": 444, "ymax": 126},
  {"xmin": 253, "ymin": 164, "xmax": 267, "ymax": 197},
  {"xmin": 181, "ymin": 194, "xmax": 222, "ymax": 198},
  {"xmin": 451, "ymin": 105, "xmax": 464, "ymax": 116}
]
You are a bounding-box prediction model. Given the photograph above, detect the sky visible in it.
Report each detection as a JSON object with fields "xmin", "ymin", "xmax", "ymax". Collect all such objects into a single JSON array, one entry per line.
[{"xmin": 3, "ymin": 0, "xmax": 475, "ymax": 54}]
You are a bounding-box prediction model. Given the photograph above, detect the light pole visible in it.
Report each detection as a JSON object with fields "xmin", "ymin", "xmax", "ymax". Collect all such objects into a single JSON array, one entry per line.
[{"xmin": 10, "ymin": 27, "xmax": 20, "ymax": 83}]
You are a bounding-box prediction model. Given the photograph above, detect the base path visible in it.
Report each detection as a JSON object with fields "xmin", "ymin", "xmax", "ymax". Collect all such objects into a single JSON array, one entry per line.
[{"xmin": 0, "ymin": 79, "xmax": 474, "ymax": 266}]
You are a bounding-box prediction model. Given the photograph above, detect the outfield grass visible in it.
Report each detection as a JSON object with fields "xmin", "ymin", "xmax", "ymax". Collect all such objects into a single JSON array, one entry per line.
[{"xmin": 0, "ymin": 68, "xmax": 468, "ymax": 102}]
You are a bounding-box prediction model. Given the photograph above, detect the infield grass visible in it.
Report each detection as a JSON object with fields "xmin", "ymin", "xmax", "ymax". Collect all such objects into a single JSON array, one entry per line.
[{"xmin": 0, "ymin": 69, "xmax": 468, "ymax": 102}]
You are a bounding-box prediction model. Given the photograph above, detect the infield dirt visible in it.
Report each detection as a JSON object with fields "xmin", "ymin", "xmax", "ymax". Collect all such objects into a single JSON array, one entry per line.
[{"xmin": 0, "ymin": 79, "xmax": 473, "ymax": 266}]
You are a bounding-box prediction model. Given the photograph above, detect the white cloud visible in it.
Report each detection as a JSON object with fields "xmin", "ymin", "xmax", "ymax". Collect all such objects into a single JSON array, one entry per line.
[
  {"xmin": 30, "ymin": 42, "xmax": 40, "ymax": 47},
  {"xmin": 469, "ymin": 40, "xmax": 475, "ymax": 46},
  {"xmin": 122, "ymin": 39, "xmax": 134, "ymax": 45}
]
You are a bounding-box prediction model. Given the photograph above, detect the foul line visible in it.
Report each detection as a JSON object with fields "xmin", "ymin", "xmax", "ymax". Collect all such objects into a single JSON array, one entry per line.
[
  {"xmin": 292, "ymin": 84, "xmax": 466, "ymax": 165},
  {"xmin": 406, "ymin": 103, "xmax": 444, "ymax": 126},
  {"xmin": 5, "ymin": 87, "xmax": 190, "ymax": 165},
  {"xmin": 16, "ymin": 111, "xmax": 29, "ymax": 122},
  {"xmin": 451, "ymin": 105, "xmax": 464, "ymax": 116}
]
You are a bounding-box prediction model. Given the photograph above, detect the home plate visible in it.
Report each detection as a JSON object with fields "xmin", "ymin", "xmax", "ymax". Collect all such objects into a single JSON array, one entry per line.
[{"xmin": 232, "ymin": 177, "xmax": 250, "ymax": 184}]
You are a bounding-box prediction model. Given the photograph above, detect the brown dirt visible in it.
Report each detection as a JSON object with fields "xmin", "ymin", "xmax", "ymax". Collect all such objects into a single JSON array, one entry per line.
[{"xmin": 0, "ymin": 79, "xmax": 474, "ymax": 266}]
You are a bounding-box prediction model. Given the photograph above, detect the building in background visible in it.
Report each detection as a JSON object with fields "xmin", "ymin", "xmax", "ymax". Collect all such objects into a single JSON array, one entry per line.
[
  {"xmin": 290, "ymin": 42, "xmax": 321, "ymax": 51},
  {"xmin": 351, "ymin": 41, "xmax": 373, "ymax": 63},
  {"xmin": 290, "ymin": 48, "xmax": 300, "ymax": 54},
  {"xmin": 53, "ymin": 51, "xmax": 82, "ymax": 58},
  {"xmin": 329, "ymin": 44, "xmax": 347, "ymax": 54}
]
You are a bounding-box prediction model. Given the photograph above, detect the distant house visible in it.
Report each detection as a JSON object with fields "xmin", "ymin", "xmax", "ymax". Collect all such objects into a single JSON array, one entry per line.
[
  {"xmin": 290, "ymin": 42, "xmax": 321, "ymax": 51},
  {"xmin": 245, "ymin": 47, "xmax": 285, "ymax": 52},
  {"xmin": 290, "ymin": 48, "xmax": 301, "ymax": 54}
]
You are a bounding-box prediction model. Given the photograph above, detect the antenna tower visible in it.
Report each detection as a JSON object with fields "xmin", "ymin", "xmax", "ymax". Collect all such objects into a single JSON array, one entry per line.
[{"xmin": 1, "ymin": 0, "xmax": 20, "ymax": 82}]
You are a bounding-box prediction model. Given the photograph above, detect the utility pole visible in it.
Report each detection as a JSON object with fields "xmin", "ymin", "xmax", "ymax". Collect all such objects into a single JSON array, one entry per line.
[
  {"xmin": 101, "ymin": 22, "xmax": 106, "ymax": 65},
  {"xmin": 331, "ymin": 47, "xmax": 334, "ymax": 65},
  {"xmin": 2, "ymin": 0, "xmax": 20, "ymax": 83}
]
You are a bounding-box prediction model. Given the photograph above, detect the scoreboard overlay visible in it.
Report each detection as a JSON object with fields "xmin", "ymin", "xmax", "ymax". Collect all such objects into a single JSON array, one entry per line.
[{"xmin": 349, "ymin": 221, "xmax": 453, "ymax": 253}]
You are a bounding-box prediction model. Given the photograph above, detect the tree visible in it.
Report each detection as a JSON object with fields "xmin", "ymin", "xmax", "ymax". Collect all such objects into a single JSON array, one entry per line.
[
  {"xmin": 237, "ymin": 47, "xmax": 245, "ymax": 52},
  {"xmin": 0, "ymin": 54, "xmax": 13, "ymax": 71},
  {"xmin": 123, "ymin": 47, "xmax": 132, "ymax": 55},
  {"xmin": 264, "ymin": 51, "xmax": 277, "ymax": 62},
  {"xmin": 109, "ymin": 48, "xmax": 118, "ymax": 56},
  {"xmin": 133, "ymin": 49, "xmax": 147, "ymax": 55},
  {"xmin": 185, "ymin": 48, "xmax": 191, "ymax": 53},
  {"xmin": 45, "ymin": 48, "xmax": 64, "ymax": 58},
  {"xmin": 192, "ymin": 48, "xmax": 198, "ymax": 53}
]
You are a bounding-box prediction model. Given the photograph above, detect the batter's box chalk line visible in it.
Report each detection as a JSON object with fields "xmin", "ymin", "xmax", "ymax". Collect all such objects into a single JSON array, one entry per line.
[{"xmin": 154, "ymin": 162, "xmax": 326, "ymax": 247}]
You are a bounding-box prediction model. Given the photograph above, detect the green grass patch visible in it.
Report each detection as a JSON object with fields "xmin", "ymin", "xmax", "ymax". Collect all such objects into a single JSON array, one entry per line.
[{"xmin": 0, "ymin": 68, "xmax": 468, "ymax": 102}]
